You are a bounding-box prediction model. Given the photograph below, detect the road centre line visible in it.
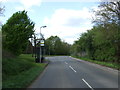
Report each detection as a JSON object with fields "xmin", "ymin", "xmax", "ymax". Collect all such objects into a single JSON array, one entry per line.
[
  {"xmin": 65, "ymin": 62, "xmax": 68, "ymax": 64},
  {"xmin": 69, "ymin": 66, "xmax": 77, "ymax": 73},
  {"xmin": 82, "ymin": 78, "xmax": 94, "ymax": 90}
]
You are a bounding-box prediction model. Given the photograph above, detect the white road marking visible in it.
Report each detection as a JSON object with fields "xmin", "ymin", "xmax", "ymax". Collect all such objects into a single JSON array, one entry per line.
[
  {"xmin": 65, "ymin": 62, "xmax": 68, "ymax": 64},
  {"xmin": 69, "ymin": 66, "xmax": 77, "ymax": 73},
  {"xmin": 82, "ymin": 78, "xmax": 94, "ymax": 90}
]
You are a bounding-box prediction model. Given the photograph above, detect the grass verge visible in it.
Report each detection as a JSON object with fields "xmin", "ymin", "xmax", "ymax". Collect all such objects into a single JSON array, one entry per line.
[
  {"xmin": 72, "ymin": 56, "xmax": 120, "ymax": 70},
  {"xmin": 2, "ymin": 54, "xmax": 48, "ymax": 88}
]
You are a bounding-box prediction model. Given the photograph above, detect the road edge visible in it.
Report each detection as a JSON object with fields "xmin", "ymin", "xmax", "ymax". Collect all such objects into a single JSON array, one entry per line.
[
  {"xmin": 27, "ymin": 59, "xmax": 50, "ymax": 88},
  {"xmin": 70, "ymin": 56, "xmax": 118, "ymax": 73}
]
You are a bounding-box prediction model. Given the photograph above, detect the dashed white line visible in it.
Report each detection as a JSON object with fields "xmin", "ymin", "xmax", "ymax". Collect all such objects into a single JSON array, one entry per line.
[
  {"xmin": 65, "ymin": 62, "xmax": 68, "ymax": 64},
  {"xmin": 69, "ymin": 66, "xmax": 77, "ymax": 73},
  {"xmin": 82, "ymin": 78, "xmax": 94, "ymax": 90}
]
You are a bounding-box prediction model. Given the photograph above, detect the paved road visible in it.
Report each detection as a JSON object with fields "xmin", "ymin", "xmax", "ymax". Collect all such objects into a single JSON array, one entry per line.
[{"xmin": 28, "ymin": 56, "xmax": 119, "ymax": 89}]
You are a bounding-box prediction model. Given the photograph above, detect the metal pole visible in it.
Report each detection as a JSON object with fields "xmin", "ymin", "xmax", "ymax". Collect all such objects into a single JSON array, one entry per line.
[
  {"xmin": 39, "ymin": 26, "xmax": 47, "ymax": 63},
  {"xmin": 34, "ymin": 34, "xmax": 37, "ymax": 62},
  {"xmin": 49, "ymin": 46, "xmax": 50, "ymax": 56},
  {"xmin": 31, "ymin": 37, "xmax": 34, "ymax": 57},
  {"xmin": 40, "ymin": 27, "xmax": 41, "ymax": 63}
]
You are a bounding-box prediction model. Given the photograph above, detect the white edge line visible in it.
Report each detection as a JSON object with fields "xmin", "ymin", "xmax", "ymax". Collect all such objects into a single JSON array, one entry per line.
[
  {"xmin": 82, "ymin": 78, "xmax": 94, "ymax": 90},
  {"xmin": 70, "ymin": 56, "xmax": 118, "ymax": 73},
  {"xmin": 69, "ymin": 56, "xmax": 83, "ymax": 62},
  {"xmin": 69, "ymin": 66, "xmax": 77, "ymax": 73}
]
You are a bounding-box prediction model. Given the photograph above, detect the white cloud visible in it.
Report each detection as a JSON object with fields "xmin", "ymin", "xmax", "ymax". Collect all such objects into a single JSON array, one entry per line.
[
  {"xmin": 2, "ymin": 0, "xmax": 42, "ymax": 11},
  {"xmin": 35, "ymin": 8, "xmax": 94, "ymax": 44},
  {"xmin": 47, "ymin": 8, "xmax": 92, "ymax": 26},
  {"xmin": 20, "ymin": 0, "xmax": 42, "ymax": 9},
  {"xmin": 1, "ymin": 0, "xmax": 42, "ymax": 7},
  {"xmin": 37, "ymin": 0, "xmax": 107, "ymax": 2},
  {"xmin": 0, "ymin": 0, "xmax": 10, "ymax": 2},
  {"xmin": 45, "ymin": 8, "xmax": 92, "ymax": 27},
  {"xmin": 0, "ymin": 0, "xmax": 19, "ymax": 3},
  {"xmin": 15, "ymin": 6, "xmax": 34, "ymax": 12}
]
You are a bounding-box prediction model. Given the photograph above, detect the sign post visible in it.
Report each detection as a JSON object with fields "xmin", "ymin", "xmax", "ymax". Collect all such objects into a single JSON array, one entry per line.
[
  {"xmin": 34, "ymin": 25, "xmax": 46, "ymax": 63},
  {"xmin": 40, "ymin": 39, "xmax": 45, "ymax": 63}
]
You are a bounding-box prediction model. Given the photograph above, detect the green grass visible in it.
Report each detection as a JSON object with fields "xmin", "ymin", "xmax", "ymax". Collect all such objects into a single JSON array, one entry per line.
[
  {"xmin": 2, "ymin": 54, "xmax": 47, "ymax": 88},
  {"xmin": 72, "ymin": 56, "xmax": 120, "ymax": 70}
]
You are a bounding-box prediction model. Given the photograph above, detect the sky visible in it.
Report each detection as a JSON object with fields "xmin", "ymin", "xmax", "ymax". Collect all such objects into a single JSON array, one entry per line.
[{"xmin": 0, "ymin": 0, "xmax": 101, "ymax": 44}]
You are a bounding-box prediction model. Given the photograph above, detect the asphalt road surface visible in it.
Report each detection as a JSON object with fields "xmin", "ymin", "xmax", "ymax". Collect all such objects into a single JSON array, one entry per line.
[{"xmin": 28, "ymin": 56, "xmax": 119, "ymax": 89}]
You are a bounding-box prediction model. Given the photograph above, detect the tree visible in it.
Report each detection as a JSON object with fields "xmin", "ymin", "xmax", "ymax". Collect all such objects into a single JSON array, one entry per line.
[
  {"xmin": 45, "ymin": 36, "xmax": 57, "ymax": 55},
  {"xmin": 0, "ymin": 3, "xmax": 5, "ymax": 16},
  {"xmin": 71, "ymin": 30, "xmax": 95, "ymax": 59},
  {"xmin": 54, "ymin": 37, "xmax": 62, "ymax": 55},
  {"xmin": 2, "ymin": 10, "xmax": 35, "ymax": 55},
  {"xmin": 23, "ymin": 40, "xmax": 33, "ymax": 54},
  {"xmin": 92, "ymin": 1, "xmax": 120, "ymax": 63},
  {"xmin": 93, "ymin": 1, "xmax": 120, "ymax": 26},
  {"xmin": 45, "ymin": 36, "xmax": 70, "ymax": 55},
  {"xmin": 62, "ymin": 41, "xmax": 71, "ymax": 55},
  {"xmin": 71, "ymin": 1, "xmax": 120, "ymax": 64}
]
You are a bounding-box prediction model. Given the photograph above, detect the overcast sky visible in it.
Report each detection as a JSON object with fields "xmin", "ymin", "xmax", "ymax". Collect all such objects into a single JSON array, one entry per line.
[{"xmin": 0, "ymin": 0, "xmax": 100, "ymax": 44}]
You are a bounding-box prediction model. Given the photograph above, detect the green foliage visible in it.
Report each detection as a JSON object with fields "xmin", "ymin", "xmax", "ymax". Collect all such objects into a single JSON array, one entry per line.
[
  {"xmin": 23, "ymin": 40, "xmax": 33, "ymax": 54},
  {"xmin": 2, "ymin": 10, "xmax": 35, "ymax": 55},
  {"xmin": 71, "ymin": 1, "xmax": 120, "ymax": 64},
  {"xmin": 2, "ymin": 54, "xmax": 47, "ymax": 88},
  {"xmin": 45, "ymin": 36, "xmax": 71, "ymax": 55},
  {"xmin": 71, "ymin": 23, "xmax": 119, "ymax": 63}
]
